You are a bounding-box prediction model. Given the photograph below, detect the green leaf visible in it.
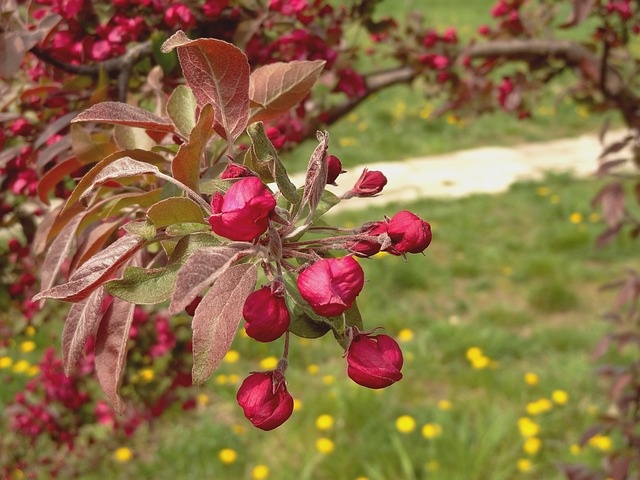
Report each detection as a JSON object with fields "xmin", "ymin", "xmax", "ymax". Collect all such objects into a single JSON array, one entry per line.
[
  {"xmin": 123, "ymin": 220, "xmax": 156, "ymax": 240},
  {"xmin": 151, "ymin": 31, "xmax": 178, "ymax": 73},
  {"xmin": 105, "ymin": 189, "xmax": 163, "ymax": 217},
  {"xmin": 171, "ymin": 104, "xmax": 214, "ymax": 193},
  {"xmin": 246, "ymin": 122, "xmax": 299, "ymax": 204},
  {"xmin": 114, "ymin": 125, "xmax": 155, "ymax": 151},
  {"xmin": 199, "ymin": 178, "xmax": 235, "ymax": 195},
  {"xmin": 165, "ymin": 223, "xmax": 211, "ymax": 237},
  {"xmin": 147, "ymin": 197, "xmax": 206, "ymax": 228},
  {"xmin": 104, "ymin": 264, "xmax": 180, "ymax": 304},
  {"xmin": 167, "ymin": 85, "xmax": 197, "ymax": 138}
]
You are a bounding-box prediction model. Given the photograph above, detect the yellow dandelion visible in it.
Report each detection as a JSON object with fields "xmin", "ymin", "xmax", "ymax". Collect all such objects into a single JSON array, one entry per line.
[
  {"xmin": 552, "ymin": 390, "xmax": 569, "ymax": 405},
  {"xmin": 437, "ymin": 399, "xmax": 452, "ymax": 410},
  {"xmin": 502, "ymin": 265, "xmax": 513, "ymax": 276},
  {"xmin": 12, "ymin": 360, "xmax": 30, "ymax": 374},
  {"xmin": 471, "ymin": 355, "xmax": 490, "ymax": 369},
  {"xmin": 232, "ymin": 424, "xmax": 247, "ymax": 435},
  {"xmin": 550, "ymin": 194, "xmax": 560, "ymax": 204},
  {"xmin": 239, "ymin": 328, "xmax": 249, "ymax": 338},
  {"xmin": 228, "ymin": 374, "xmax": 240, "ymax": 384},
  {"xmin": 215, "ymin": 374, "xmax": 229, "ymax": 385},
  {"xmin": 421, "ymin": 423, "xmax": 442, "ymax": 439},
  {"xmin": 316, "ymin": 437, "xmax": 335, "ymax": 454},
  {"xmin": 397, "ymin": 328, "xmax": 414, "ymax": 342},
  {"xmin": 0, "ymin": 356, "xmax": 13, "ymax": 369},
  {"xmin": 396, "ymin": 415, "xmax": 416, "ymax": 434},
  {"xmin": 315, "ymin": 414, "xmax": 334, "ymax": 431},
  {"xmin": 293, "ymin": 398, "xmax": 303, "ymax": 411},
  {"xmin": 526, "ymin": 398, "xmax": 553, "ymax": 416},
  {"xmin": 322, "ymin": 374, "xmax": 335, "ymax": 385},
  {"xmin": 355, "ymin": 477, "xmax": 369, "ymax": 480},
  {"xmin": 466, "ymin": 347, "xmax": 483, "ymax": 361},
  {"xmin": 523, "ymin": 437, "xmax": 542, "ymax": 455},
  {"xmin": 27, "ymin": 365, "xmax": 40, "ymax": 377},
  {"xmin": 252, "ymin": 465, "xmax": 270, "ymax": 480},
  {"xmin": 307, "ymin": 364, "xmax": 319, "ymax": 375},
  {"xmin": 260, "ymin": 356, "xmax": 278, "ymax": 370},
  {"xmin": 524, "ymin": 372, "xmax": 539, "ymax": 386},
  {"xmin": 446, "ymin": 114, "xmax": 458, "ymax": 125},
  {"xmin": 224, "ymin": 350, "xmax": 240, "ymax": 363},
  {"xmin": 588, "ymin": 434, "xmax": 612, "ymax": 451},
  {"xmin": 139, "ymin": 368, "xmax": 154, "ymax": 382},
  {"xmin": 25, "ymin": 326, "xmax": 36, "ymax": 336},
  {"xmin": 357, "ymin": 121, "xmax": 368, "ymax": 132},
  {"xmin": 536, "ymin": 186, "xmax": 550, "ymax": 196},
  {"xmin": 197, "ymin": 393, "xmax": 209, "ymax": 406},
  {"xmin": 570, "ymin": 444, "xmax": 582, "ymax": 455},
  {"xmin": 419, "ymin": 104, "xmax": 434, "ymax": 119},
  {"xmin": 569, "ymin": 212, "xmax": 583, "ymax": 224},
  {"xmin": 219, "ymin": 448, "xmax": 237, "ymax": 464},
  {"xmin": 517, "ymin": 417, "xmax": 541, "ymax": 438},
  {"xmin": 19, "ymin": 340, "xmax": 36, "ymax": 353},
  {"xmin": 348, "ymin": 113, "xmax": 359, "ymax": 123},
  {"xmin": 298, "ymin": 338, "xmax": 310, "ymax": 346},
  {"xmin": 113, "ymin": 447, "xmax": 133, "ymax": 462},
  {"xmin": 589, "ymin": 213, "xmax": 601, "ymax": 222},
  {"xmin": 517, "ymin": 458, "xmax": 532, "ymax": 472}
]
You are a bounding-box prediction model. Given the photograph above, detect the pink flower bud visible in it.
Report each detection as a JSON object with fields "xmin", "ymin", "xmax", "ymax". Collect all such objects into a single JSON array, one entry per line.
[
  {"xmin": 347, "ymin": 331, "xmax": 403, "ymax": 389},
  {"xmin": 297, "ymin": 257, "xmax": 364, "ymax": 317},
  {"xmin": 209, "ymin": 177, "xmax": 276, "ymax": 241},
  {"xmin": 348, "ymin": 221, "xmax": 388, "ymax": 257},
  {"xmin": 220, "ymin": 162, "xmax": 254, "ymax": 179},
  {"xmin": 344, "ymin": 168, "xmax": 387, "ymax": 198},
  {"xmin": 236, "ymin": 371, "xmax": 293, "ymax": 430},
  {"xmin": 326, "ymin": 155, "xmax": 344, "ymax": 185},
  {"xmin": 386, "ymin": 210, "xmax": 432, "ymax": 254},
  {"xmin": 243, "ymin": 285, "xmax": 290, "ymax": 342}
]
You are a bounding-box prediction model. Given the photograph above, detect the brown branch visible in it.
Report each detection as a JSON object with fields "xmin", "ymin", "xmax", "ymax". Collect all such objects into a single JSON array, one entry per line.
[{"xmin": 30, "ymin": 40, "xmax": 152, "ymax": 76}]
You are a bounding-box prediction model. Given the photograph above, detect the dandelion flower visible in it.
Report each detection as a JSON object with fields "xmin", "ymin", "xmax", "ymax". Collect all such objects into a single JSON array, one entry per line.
[
  {"xmin": 517, "ymin": 458, "xmax": 532, "ymax": 472},
  {"xmin": 437, "ymin": 399, "xmax": 452, "ymax": 410},
  {"xmin": 552, "ymin": 390, "xmax": 569, "ymax": 405},
  {"xmin": 569, "ymin": 213, "xmax": 583, "ymax": 224},
  {"xmin": 139, "ymin": 368, "xmax": 154, "ymax": 382},
  {"xmin": 252, "ymin": 465, "xmax": 270, "ymax": 480},
  {"xmin": 113, "ymin": 447, "xmax": 133, "ymax": 462},
  {"xmin": 224, "ymin": 350, "xmax": 240, "ymax": 363},
  {"xmin": 316, "ymin": 438, "xmax": 335, "ymax": 454},
  {"xmin": 0, "ymin": 356, "xmax": 13, "ymax": 369},
  {"xmin": 588, "ymin": 434, "xmax": 612, "ymax": 451},
  {"xmin": 19, "ymin": 341, "xmax": 36, "ymax": 353},
  {"xmin": 315, "ymin": 414, "xmax": 334, "ymax": 431},
  {"xmin": 421, "ymin": 423, "xmax": 442, "ymax": 439},
  {"xmin": 12, "ymin": 360, "xmax": 30, "ymax": 374},
  {"xmin": 259, "ymin": 356, "xmax": 278, "ymax": 370},
  {"xmin": 197, "ymin": 393, "xmax": 209, "ymax": 406},
  {"xmin": 307, "ymin": 364, "xmax": 319, "ymax": 375},
  {"xmin": 524, "ymin": 372, "xmax": 539, "ymax": 386},
  {"xmin": 219, "ymin": 448, "xmax": 237, "ymax": 464},
  {"xmin": 397, "ymin": 328, "xmax": 414, "ymax": 342},
  {"xmin": 523, "ymin": 437, "xmax": 542, "ymax": 455},
  {"xmin": 322, "ymin": 375, "xmax": 335, "ymax": 385},
  {"xmin": 517, "ymin": 417, "xmax": 540, "ymax": 438},
  {"xmin": 396, "ymin": 415, "xmax": 416, "ymax": 433}
]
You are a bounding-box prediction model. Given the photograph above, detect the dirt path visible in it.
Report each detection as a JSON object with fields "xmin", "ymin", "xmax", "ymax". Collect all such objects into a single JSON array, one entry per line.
[{"xmin": 300, "ymin": 130, "xmax": 627, "ymax": 213}]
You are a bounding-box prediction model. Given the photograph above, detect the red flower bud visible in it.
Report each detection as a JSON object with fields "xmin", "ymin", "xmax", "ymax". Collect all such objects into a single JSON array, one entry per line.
[
  {"xmin": 326, "ymin": 155, "xmax": 345, "ymax": 185},
  {"xmin": 347, "ymin": 331, "xmax": 403, "ymax": 389},
  {"xmin": 236, "ymin": 371, "xmax": 293, "ymax": 430},
  {"xmin": 220, "ymin": 162, "xmax": 255, "ymax": 179},
  {"xmin": 243, "ymin": 285, "xmax": 290, "ymax": 342},
  {"xmin": 344, "ymin": 168, "xmax": 387, "ymax": 198},
  {"xmin": 297, "ymin": 257, "xmax": 364, "ymax": 317},
  {"xmin": 209, "ymin": 177, "xmax": 276, "ymax": 241},
  {"xmin": 348, "ymin": 221, "xmax": 388, "ymax": 257},
  {"xmin": 386, "ymin": 210, "xmax": 432, "ymax": 254}
]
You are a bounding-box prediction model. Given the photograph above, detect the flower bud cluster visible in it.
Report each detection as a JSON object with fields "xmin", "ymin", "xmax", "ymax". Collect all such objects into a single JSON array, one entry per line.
[{"xmin": 205, "ymin": 152, "xmax": 432, "ymax": 431}]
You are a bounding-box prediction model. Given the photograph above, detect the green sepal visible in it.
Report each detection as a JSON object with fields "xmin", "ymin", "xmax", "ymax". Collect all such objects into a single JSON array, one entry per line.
[{"xmin": 283, "ymin": 273, "xmax": 331, "ymax": 339}]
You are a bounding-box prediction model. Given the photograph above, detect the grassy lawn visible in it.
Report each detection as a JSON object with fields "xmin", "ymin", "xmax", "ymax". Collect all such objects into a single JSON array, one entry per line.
[{"xmin": 30, "ymin": 174, "xmax": 631, "ymax": 480}]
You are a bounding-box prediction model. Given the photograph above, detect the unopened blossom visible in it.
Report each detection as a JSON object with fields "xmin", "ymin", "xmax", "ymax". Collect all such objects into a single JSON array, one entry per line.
[
  {"xmin": 209, "ymin": 177, "xmax": 276, "ymax": 241},
  {"xmin": 297, "ymin": 257, "xmax": 364, "ymax": 317},
  {"xmin": 386, "ymin": 210, "xmax": 432, "ymax": 254},
  {"xmin": 348, "ymin": 221, "xmax": 388, "ymax": 257},
  {"xmin": 346, "ymin": 331, "xmax": 403, "ymax": 389},
  {"xmin": 236, "ymin": 371, "xmax": 294, "ymax": 430},
  {"xmin": 243, "ymin": 285, "xmax": 290, "ymax": 342},
  {"xmin": 326, "ymin": 155, "xmax": 345, "ymax": 185},
  {"xmin": 342, "ymin": 169, "xmax": 387, "ymax": 198}
]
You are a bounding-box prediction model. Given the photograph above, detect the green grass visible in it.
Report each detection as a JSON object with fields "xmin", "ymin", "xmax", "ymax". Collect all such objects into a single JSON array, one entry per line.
[{"xmin": 31, "ymin": 174, "xmax": 632, "ymax": 480}]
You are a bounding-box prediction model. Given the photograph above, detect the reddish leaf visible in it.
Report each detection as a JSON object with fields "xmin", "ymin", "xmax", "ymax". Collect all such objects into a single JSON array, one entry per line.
[
  {"xmin": 34, "ymin": 111, "xmax": 77, "ymax": 150},
  {"xmin": 39, "ymin": 213, "xmax": 83, "ymax": 304},
  {"xmin": 191, "ymin": 263, "xmax": 257, "ymax": 385},
  {"xmin": 72, "ymin": 102, "xmax": 175, "ymax": 133},
  {"xmin": 37, "ymin": 156, "xmax": 83, "ymax": 204},
  {"xmin": 168, "ymin": 243, "xmax": 253, "ymax": 315},
  {"xmin": 599, "ymin": 182, "xmax": 625, "ymax": 228},
  {"xmin": 33, "ymin": 233, "xmax": 144, "ymax": 302},
  {"xmin": 77, "ymin": 157, "xmax": 161, "ymax": 206},
  {"xmin": 301, "ymin": 130, "xmax": 329, "ymax": 221},
  {"xmin": 171, "ymin": 104, "xmax": 214, "ymax": 193},
  {"xmin": 70, "ymin": 124, "xmax": 118, "ymax": 166},
  {"xmin": 63, "ymin": 149, "xmax": 165, "ymax": 212},
  {"xmin": 62, "ymin": 287, "xmax": 105, "ymax": 375},
  {"xmin": 36, "ymin": 135, "xmax": 73, "ymax": 174},
  {"xmin": 70, "ymin": 220, "xmax": 122, "ymax": 272},
  {"xmin": 95, "ymin": 297, "xmax": 136, "ymax": 413},
  {"xmin": 249, "ymin": 60, "xmax": 326, "ymax": 123},
  {"xmin": 161, "ymin": 30, "xmax": 250, "ymax": 142}
]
